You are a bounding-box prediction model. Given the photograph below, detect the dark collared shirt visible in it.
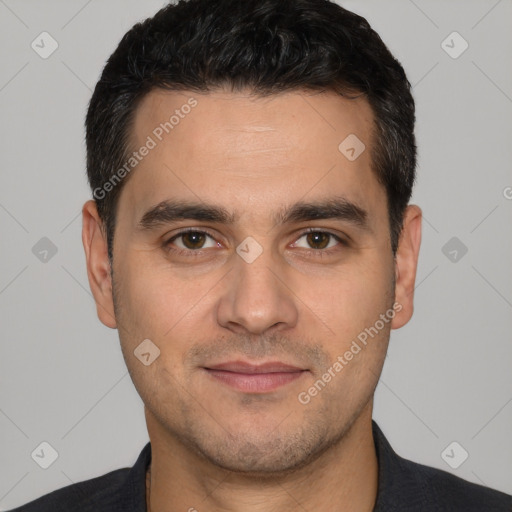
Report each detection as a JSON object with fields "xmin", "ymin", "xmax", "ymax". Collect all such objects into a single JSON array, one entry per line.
[{"xmin": 8, "ymin": 422, "xmax": 511, "ymax": 511}]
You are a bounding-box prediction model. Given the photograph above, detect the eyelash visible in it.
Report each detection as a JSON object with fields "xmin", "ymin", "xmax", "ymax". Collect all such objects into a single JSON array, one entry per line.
[{"xmin": 163, "ymin": 227, "xmax": 347, "ymax": 258}]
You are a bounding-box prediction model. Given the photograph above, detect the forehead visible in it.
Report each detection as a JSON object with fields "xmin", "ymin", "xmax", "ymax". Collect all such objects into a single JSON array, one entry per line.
[
  {"xmin": 132, "ymin": 87, "xmax": 374, "ymax": 152},
  {"xmin": 122, "ymin": 87, "xmax": 383, "ymax": 222}
]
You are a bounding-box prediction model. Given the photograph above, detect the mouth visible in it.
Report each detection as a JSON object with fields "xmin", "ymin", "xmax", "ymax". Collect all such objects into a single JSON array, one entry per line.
[{"xmin": 202, "ymin": 360, "xmax": 308, "ymax": 393}]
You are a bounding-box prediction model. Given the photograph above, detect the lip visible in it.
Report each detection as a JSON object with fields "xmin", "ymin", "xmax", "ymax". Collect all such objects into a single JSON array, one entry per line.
[{"xmin": 203, "ymin": 360, "xmax": 308, "ymax": 393}]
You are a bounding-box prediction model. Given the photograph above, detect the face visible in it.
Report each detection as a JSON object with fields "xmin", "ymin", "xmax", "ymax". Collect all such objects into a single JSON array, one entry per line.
[{"xmin": 83, "ymin": 88, "xmax": 421, "ymax": 474}]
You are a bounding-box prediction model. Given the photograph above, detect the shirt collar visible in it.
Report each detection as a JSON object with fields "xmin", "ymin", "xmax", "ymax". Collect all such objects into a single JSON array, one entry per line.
[
  {"xmin": 120, "ymin": 421, "xmax": 408, "ymax": 511},
  {"xmin": 117, "ymin": 441, "xmax": 151, "ymax": 511}
]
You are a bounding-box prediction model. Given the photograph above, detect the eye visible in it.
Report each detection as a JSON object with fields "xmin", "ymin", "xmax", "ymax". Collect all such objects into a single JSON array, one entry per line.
[
  {"xmin": 166, "ymin": 230, "xmax": 219, "ymax": 251},
  {"xmin": 163, "ymin": 228, "xmax": 345, "ymax": 258},
  {"xmin": 292, "ymin": 230, "xmax": 343, "ymax": 251}
]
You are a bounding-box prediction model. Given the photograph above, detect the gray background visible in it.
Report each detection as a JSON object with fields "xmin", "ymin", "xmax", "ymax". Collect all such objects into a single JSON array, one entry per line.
[{"xmin": 0, "ymin": 0, "xmax": 511, "ymax": 508}]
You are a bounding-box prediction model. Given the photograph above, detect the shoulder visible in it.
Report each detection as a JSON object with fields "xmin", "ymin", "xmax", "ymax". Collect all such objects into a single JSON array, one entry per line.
[
  {"xmin": 396, "ymin": 453, "xmax": 511, "ymax": 511},
  {"xmin": 7, "ymin": 442, "xmax": 151, "ymax": 512},
  {"xmin": 372, "ymin": 422, "xmax": 512, "ymax": 511},
  {"xmin": 7, "ymin": 468, "xmax": 130, "ymax": 512}
]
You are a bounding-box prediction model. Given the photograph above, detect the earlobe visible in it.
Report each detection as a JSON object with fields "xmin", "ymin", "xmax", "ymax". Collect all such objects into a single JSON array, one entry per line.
[
  {"xmin": 82, "ymin": 200, "xmax": 117, "ymax": 329},
  {"xmin": 391, "ymin": 205, "xmax": 422, "ymax": 330}
]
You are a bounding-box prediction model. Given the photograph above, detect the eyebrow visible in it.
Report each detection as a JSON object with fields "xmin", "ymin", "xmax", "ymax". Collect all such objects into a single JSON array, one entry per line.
[{"xmin": 137, "ymin": 196, "xmax": 370, "ymax": 232}]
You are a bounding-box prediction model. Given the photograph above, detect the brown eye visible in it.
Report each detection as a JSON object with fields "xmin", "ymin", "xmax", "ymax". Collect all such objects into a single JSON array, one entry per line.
[
  {"xmin": 181, "ymin": 231, "xmax": 207, "ymax": 249},
  {"xmin": 292, "ymin": 231, "xmax": 341, "ymax": 251},
  {"xmin": 305, "ymin": 232, "xmax": 331, "ymax": 249},
  {"xmin": 167, "ymin": 230, "xmax": 218, "ymax": 251}
]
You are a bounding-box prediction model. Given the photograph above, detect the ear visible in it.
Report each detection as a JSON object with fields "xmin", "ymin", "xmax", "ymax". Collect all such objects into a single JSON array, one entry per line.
[
  {"xmin": 82, "ymin": 200, "xmax": 117, "ymax": 329},
  {"xmin": 391, "ymin": 205, "xmax": 422, "ymax": 330}
]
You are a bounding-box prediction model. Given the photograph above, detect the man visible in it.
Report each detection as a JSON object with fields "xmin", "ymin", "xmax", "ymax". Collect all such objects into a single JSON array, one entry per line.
[{"xmin": 9, "ymin": 0, "xmax": 511, "ymax": 510}]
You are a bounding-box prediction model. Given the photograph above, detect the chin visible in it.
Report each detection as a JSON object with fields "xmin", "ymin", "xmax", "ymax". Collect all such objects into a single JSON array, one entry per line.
[{"xmin": 182, "ymin": 420, "xmax": 339, "ymax": 476}]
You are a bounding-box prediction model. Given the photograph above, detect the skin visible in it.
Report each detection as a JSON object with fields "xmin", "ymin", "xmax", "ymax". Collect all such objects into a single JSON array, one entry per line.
[{"xmin": 82, "ymin": 88, "xmax": 422, "ymax": 512}]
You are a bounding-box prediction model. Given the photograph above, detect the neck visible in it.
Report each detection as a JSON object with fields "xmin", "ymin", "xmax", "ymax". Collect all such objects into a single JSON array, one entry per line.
[{"xmin": 145, "ymin": 404, "xmax": 378, "ymax": 512}]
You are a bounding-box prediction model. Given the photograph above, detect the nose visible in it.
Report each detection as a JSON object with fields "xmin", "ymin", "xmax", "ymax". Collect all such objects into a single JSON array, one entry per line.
[{"xmin": 216, "ymin": 248, "xmax": 299, "ymax": 335}]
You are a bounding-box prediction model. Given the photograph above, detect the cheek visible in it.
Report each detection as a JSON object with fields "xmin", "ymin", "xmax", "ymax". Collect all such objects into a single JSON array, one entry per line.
[
  {"xmin": 115, "ymin": 250, "xmax": 218, "ymax": 345},
  {"xmin": 113, "ymin": 258, "xmax": 200, "ymax": 400},
  {"xmin": 296, "ymin": 259, "xmax": 394, "ymax": 342},
  {"xmin": 305, "ymin": 265, "xmax": 393, "ymax": 407}
]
